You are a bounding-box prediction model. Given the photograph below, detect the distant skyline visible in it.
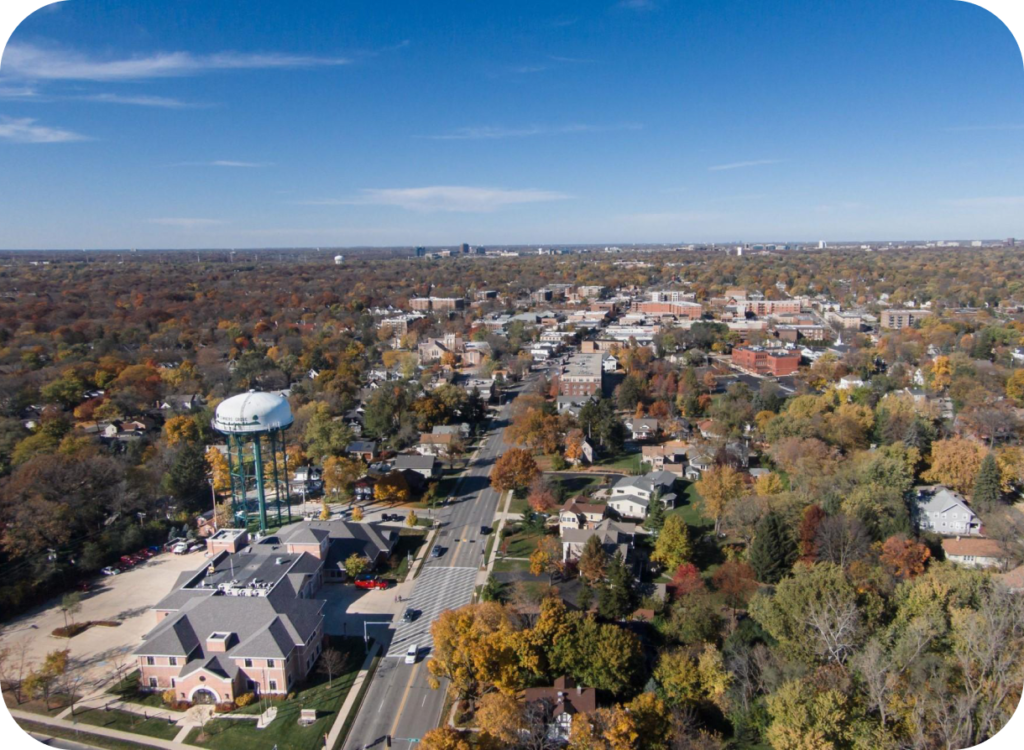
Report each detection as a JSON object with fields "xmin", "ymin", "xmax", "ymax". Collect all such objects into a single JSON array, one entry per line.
[{"xmin": 1, "ymin": 0, "xmax": 1023, "ymax": 249}]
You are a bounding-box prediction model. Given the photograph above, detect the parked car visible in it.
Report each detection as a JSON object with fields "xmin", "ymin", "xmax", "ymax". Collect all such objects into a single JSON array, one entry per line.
[
  {"xmin": 430, "ymin": 545, "xmax": 443, "ymax": 558},
  {"xmin": 354, "ymin": 575, "xmax": 389, "ymax": 590},
  {"xmin": 100, "ymin": 567, "xmax": 119, "ymax": 576},
  {"xmin": 138, "ymin": 548, "xmax": 155, "ymax": 559},
  {"xmin": 172, "ymin": 542, "xmax": 188, "ymax": 555},
  {"xmin": 187, "ymin": 543, "xmax": 204, "ymax": 553},
  {"xmin": 405, "ymin": 645, "xmax": 418, "ymax": 664},
  {"xmin": 119, "ymin": 555, "xmax": 136, "ymax": 567}
]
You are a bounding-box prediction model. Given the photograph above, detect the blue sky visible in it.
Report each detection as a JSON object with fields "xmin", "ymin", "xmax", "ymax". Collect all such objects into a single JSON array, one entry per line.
[{"xmin": 1, "ymin": 0, "xmax": 1022, "ymax": 248}]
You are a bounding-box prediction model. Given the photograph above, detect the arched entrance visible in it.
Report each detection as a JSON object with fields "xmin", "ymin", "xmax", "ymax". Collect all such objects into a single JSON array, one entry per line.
[{"xmin": 192, "ymin": 689, "xmax": 217, "ymax": 704}]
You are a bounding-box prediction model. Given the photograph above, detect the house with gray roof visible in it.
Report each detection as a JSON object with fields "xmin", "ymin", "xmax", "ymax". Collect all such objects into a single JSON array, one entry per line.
[
  {"xmin": 914, "ymin": 486, "xmax": 982, "ymax": 536},
  {"xmin": 561, "ymin": 519, "xmax": 636, "ymax": 563},
  {"xmin": 607, "ymin": 470, "xmax": 678, "ymax": 518}
]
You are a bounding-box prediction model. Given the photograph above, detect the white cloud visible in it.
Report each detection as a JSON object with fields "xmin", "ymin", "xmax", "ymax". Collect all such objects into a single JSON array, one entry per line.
[
  {"xmin": 173, "ymin": 160, "xmax": 272, "ymax": 168},
  {"xmin": 0, "ymin": 85, "xmax": 40, "ymax": 99},
  {"xmin": 0, "ymin": 116, "xmax": 86, "ymax": 143},
  {"xmin": 300, "ymin": 186, "xmax": 571, "ymax": 213},
  {"xmin": 708, "ymin": 159, "xmax": 783, "ymax": 171},
  {"xmin": 507, "ymin": 64, "xmax": 548, "ymax": 74},
  {"xmin": 79, "ymin": 93, "xmax": 198, "ymax": 108},
  {"xmin": 2, "ymin": 42, "xmax": 350, "ymax": 81},
  {"xmin": 943, "ymin": 196, "xmax": 1024, "ymax": 208},
  {"xmin": 424, "ymin": 123, "xmax": 640, "ymax": 140},
  {"xmin": 149, "ymin": 218, "xmax": 228, "ymax": 227}
]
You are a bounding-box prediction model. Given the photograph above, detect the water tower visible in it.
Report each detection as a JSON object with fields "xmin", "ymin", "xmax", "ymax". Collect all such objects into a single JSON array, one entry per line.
[{"xmin": 212, "ymin": 391, "xmax": 294, "ymax": 533}]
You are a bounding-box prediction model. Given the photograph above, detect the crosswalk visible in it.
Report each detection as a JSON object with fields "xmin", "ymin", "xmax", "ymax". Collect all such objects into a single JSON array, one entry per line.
[{"xmin": 384, "ymin": 566, "xmax": 478, "ymax": 657}]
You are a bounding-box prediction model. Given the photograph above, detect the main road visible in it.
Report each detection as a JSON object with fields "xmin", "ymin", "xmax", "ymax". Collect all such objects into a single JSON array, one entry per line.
[{"xmin": 342, "ymin": 371, "xmax": 543, "ymax": 749}]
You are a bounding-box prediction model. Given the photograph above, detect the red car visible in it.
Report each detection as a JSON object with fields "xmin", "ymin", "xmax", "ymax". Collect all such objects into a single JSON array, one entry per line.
[
  {"xmin": 119, "ymin": 555, "xmax": 136, "ymax": 567},
  {"xmin": 354, "ymin": 575, "xmax": 389, "ymax": 590}
]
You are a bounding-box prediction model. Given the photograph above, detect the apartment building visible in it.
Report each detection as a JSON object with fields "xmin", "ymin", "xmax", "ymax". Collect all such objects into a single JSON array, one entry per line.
[
  {"xmin": 732, "ymin": 347, "xmax": 801, "ymax": 376},
  {"xmin": 880, "ymin": 308, "xmax": 932, "ymax": 329},
  {"xmin": 558, "ymin": 353, "xmax": 604, "ymax": 397}
]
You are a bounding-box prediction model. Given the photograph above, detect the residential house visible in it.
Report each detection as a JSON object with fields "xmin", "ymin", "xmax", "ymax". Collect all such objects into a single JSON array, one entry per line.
[
  {"xmin": 628, "ymin": 418, "xmax": 660, "ymax": 441},
  {"xmin": 417, "ymin": 432, "xmax": 454, "ymax": 458},
  {"xmin": 914, "ymin": 486, "xmax": 982, "ymax": 536},
  {"xmin": 561, "ymin": 519, "xmax": 636, "ymax": 562},
  {"xmin": 521, "ymin": 676, "xmax": 598, "ymax": 743},
  {"xmin": 353, "ymin": 475, "xmax": 376, "ymax": 501},
  {"xmin": 607, "ymin": 471, "xmax": 678, "ymax": 518},
  {"xmin": 392, "ymin": 454, "xmax": 437, "ymax": 480},
  {"xmin": 346, "ymin": 441, "xmax": 378, "ymax": 462},
  {"xmin": 558, "ymin": 499, "xmax": 608, "ymax": 533},
  {"xmin": 942, "ymin": 537, "xmax": 1007, "ymax": 570}
]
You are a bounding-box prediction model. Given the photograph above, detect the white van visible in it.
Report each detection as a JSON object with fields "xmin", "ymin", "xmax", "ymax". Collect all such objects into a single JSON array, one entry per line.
[{"xmin": 405, "ymin": 645, "xmax": 418, "ymax": 664}]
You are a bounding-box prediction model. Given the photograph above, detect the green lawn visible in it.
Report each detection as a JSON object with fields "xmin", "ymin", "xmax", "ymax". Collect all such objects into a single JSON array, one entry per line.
[
  {"xmin": 508, "ymin": 495, "xmax": 530, "ymax": 515},
  {"xmin": 106, "ymin": 671, "xmax": 167, "ymax": 709},
  {"xmin": 595, "ymin": 451, "xmax": 643, "ymax": 473},
  {"xmin": 13, "ymin": 718, "xmax": 155, "ymax": 750},
  {"xmin": 73, "ymin": 707, "xmax": 180, "ymax": 740},
  {"xmin": 187, "ymin": 639, "xmax": 365, "ymax": 750},
  {"xmin": 500, "ymin": 526, "xmax": 550, "ymax": 558},
  {"xmin": 379, "ymin": 529, "xmax": 428, "ymax": 580},
  {"xmin": 550, "ymin": 473, "xmax": 606, "ymax": 498},
  {"xmin": 666, "ymin": 482, "xmax": 713, "ymax": 531},
  {"xmin": 491, "ymin": 557, "xmax": 531, "ymax": 573}
]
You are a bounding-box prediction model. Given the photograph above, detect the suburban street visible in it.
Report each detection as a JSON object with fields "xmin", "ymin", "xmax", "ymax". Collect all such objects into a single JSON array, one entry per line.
[{"xmin": 342, "ymin": 374, "xmax": 535, "ymax": 749}]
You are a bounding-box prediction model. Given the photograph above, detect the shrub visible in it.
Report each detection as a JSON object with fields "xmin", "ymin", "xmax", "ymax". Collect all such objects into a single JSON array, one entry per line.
[
  {"xmin": 214, "ymin": 701, "xmax": 236, "ymax": 713},
  {"xmin": 234, "ymin": 692, "xmax": 256, "ymax": 707},
  {"xmin": 550, "ymin": 453, "xmax": 568, "ymax": 471},
  {"xmin": 161, "ymin": 689, "xmax": 177, "ymax": 706}
]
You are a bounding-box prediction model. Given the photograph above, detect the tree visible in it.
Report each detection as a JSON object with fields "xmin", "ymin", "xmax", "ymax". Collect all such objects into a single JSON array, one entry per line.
[
  {"xmin": 323, "ymin": 456, "xmax": 363, "ymax": 501},
  {"xmin": 652, "ymin": 515, "xmax": 692, "ymax": 572},
  {"xmin": 923, "ymin": 437, "xmax": 986, "ymax": 494},
  {"xmin": 317, "ymin": 647, "xmax": 345, "ymax": 688},
  {"xmin": 491, "ymin": 448, "xmax": 540, "ymax": 493},
  {"xmin": 476, "ymin": 691, "xmax": 525, "ymax": 747},
  {"xmin": 344, "ymin": 554, "xmax": 369, "ymax": 579},
  {"xmin": 670, "ymin": 562, "xmax": 706, "ymax": 598},
  {"xmin": 696, "ymin": 465, "xmax": 744, "ymax": 535},
  {"xmin": 765, "ymin": 679, "xmax": 864, "ymax": 750},
  {"xmin": 712, "ymin": 561, "xmax": 758, "ymax": 614},
  {"xmin": 565, "ymin": 428, "xmax": 586, "ymax": 465},
  {"xmin": 798, "ymin": 504, "xmax": 826, "ymax": 561},
  {"xmin": 527, "ymin": 475, "xmax": 559, "ymax": 514},
  {"xmin": 163, "ymin": 441, "xmax": 209, "ymax": 510},
  {"xmin": 303, "ymin": 402, "xmax": 354, "ymax": 459},
  {"xmin": 599, "ymin": 550, "xmax": 636, "ymax": 620},
  {"xmin": 351, "ymin": 506, "xmax": 363, "ymax": 522},
  {"xmin": 754, "ymin": 472, "xmax": 785, "ymax": 496},
  {"xmin": 645, "ymin": 494, "xmax": 666, "ymax": 535},
  {"xmin": 626, "ymin": 692, "xmax": 672, "ymax": 750},
  {"xmin": 530, "ymin": 536, "xmax": 562, "ymax": 584},
  {"xmin": 973, "ymin": 452, "xmax": 1003, "ymax": 510},
  {"xmin": 59, "ymin": 593, "xmax": 82, "ymax": 635},
  {"xmin": 319, "ymin": 501, "xmax": 331, "ymax": 521},
  {"xmin": 374, "ymin": 471, "xmax": 410, "ymax": 505},
  {"xmin": 1007, "ymin": 369, "xmax": 1024, "ymax": 406},
  {"xmin": 577, "ymin": 535, "xmax": 608, "ymax": 584},
  {"xmin": 421, "ymin": 726, "xmax": 471, "ymax": 750},
  {"xmin": 25, "ymin": 649, "xmax": 68, "ymax": 710},
  {"xmin": 164, "ymin": 414, "xmax": 201, "ymax": 446},
  {"xmin": 749, "ymin": 511, "xmax": 797, "ymax": 584},
  {"xmin": 205, "ymin": 446, "xmax": 231, "ymax": 493},
  {"xmin": 879, "ymin": 535, "xmax": 931, "ymax": 580},
  {"xmin": 480, "ymin": 575, "xmax": 505, "ymax": 603},
  {"xmin": 406, "ymin": 510, "xmax": 419, "ymax": 527}
]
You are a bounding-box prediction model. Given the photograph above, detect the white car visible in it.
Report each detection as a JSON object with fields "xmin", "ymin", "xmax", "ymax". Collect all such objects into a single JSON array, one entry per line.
[
  {"xmin": 100, "ymin": 566, "xmax": 120, "ymax": 576},
  {"xmin": 172, "ymin": 543, "xmax": 188, "ymax": 555},
  {"xmin": 405, "ymin": 645, "xmax": 418, "ymax": 664}
]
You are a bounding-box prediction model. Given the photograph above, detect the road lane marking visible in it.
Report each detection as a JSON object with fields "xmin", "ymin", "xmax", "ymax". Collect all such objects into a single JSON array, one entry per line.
[{"xmin": 389, "ymin": 662, "xmax": 421, "ymax": 738}]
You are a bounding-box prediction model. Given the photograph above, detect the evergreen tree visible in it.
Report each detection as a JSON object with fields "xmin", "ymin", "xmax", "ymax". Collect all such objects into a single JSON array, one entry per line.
[
  {"xmin": 973, "ymin": 452, "xmax": 1002, "ymax": 510},
  {"xmin": 163, "ymin": 441, "xmax": 209, "ymax": 511},
  {"xmin": 646, "ymin": 496, "xmax": 666, "ymax": 536},
  {"xmin": 749, "ymin": 511, "xmax": 797, "ymax": 584},
  {"xmin": 599, "ymin": 551, "xmax": 635, "ymax": 620}
]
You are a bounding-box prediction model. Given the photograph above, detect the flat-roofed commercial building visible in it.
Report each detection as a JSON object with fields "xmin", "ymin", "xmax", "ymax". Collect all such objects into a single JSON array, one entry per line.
[{"xmin": 559, "ymin": 353, "xmax": 604, "ymax": 397}]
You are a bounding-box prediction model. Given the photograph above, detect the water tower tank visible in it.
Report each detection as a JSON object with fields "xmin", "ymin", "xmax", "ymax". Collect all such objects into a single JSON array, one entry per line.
[{"xmin": 213, "ymin": 391, "xmax": 293, "ymax": 434}]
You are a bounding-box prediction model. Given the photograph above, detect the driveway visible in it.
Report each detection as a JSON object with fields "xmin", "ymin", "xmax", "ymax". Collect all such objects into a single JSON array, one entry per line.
[
  {"xmin": 318, "ymin": 579, "xmax": 414, "ymax": 639},
  {"xmin": 0, "ymin": 551, "xmax": 207, "ymax": 694}
]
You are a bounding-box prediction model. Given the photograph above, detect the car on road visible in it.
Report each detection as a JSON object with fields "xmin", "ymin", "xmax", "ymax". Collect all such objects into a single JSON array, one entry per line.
[
  {"xmin": 100, "ymin": 566, "xmax": 120, "ymax": 576},
  {"xmin": 405, "ymin": 645, "xmax": 418, "ymax": 664},
  {"xmin": 354, "ymin": 575, "xmax": 389, "ymax": 590},
  {"xmin": 430, "ymin": 545, "xmax": 443, "ymax": 558},
  {"xmin": 402, "ymin": 608, "xmax": 417, "ymax": 622},
  {"xmin": 480, "ymin": 525, "xmax": 490, "ymax": 535}
]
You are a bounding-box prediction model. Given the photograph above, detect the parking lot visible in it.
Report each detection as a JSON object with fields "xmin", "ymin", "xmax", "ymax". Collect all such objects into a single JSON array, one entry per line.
[
  {"xmin": 0, "ymin": 551, "xmax": 207, "ymax": 695},
  {"xmin": 319, "ymin": 577, "xmax": 413, "ymax": 639}
]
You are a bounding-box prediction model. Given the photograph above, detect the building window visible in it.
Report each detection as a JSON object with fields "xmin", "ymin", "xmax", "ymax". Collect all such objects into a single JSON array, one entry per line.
[
  {"xmin": 269, "ymin": 680, "xmax": 278, "ymax": 692},
  {"xmin": 244, "ymin": 658, "xmax": 253, "ymax": 668},
  {"xmin": 169, "ymin": 657, "xmax": 178, "ymax": 666},
  {"xmin": 171, "ymin": 678, "xmax": 176, "ymax": 687},
  {"xmin": 146, "ymin": 657, "xmax": 155, "ymax": 666},
  {"xmin": 267, "ymin": 659, "xmax": 275, "ymax": 668},
  {"xmin": 149, "ymin": 677, "xmax": 158, "ymax": 688}
]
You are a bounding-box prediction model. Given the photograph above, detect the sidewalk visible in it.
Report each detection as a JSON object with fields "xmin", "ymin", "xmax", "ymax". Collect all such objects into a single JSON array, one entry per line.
[
  {"xmin": 477, "ymin": 491, "xmax": 514, "ymax": 585},
  {"xmin": 324, "ymin": 640, "xmax": 382, "ymax": 749},
  {"xmin": 9, "ymin": 708, "xmax": 190, "ymax": 749}
]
